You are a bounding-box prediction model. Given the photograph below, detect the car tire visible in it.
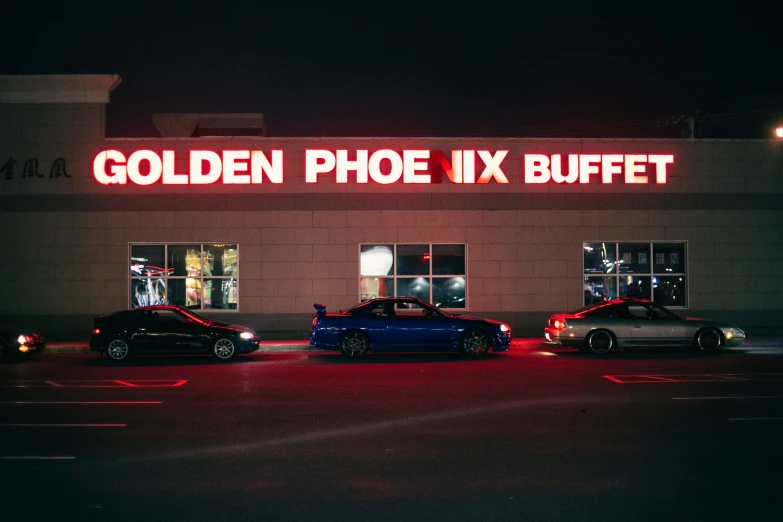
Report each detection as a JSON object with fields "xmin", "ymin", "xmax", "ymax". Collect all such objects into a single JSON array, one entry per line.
[
  {"xmin": 586, "ymin": 330, "xmax": 614, "ymax": 355},
  {"xmin": 340, "ymin": 330, "xmax": 369, "ymax": 358},
  {"xmin": 694, "ymin": 328, "xmax": 722, "ymax": 353},
  {"xmin": 105, "ymin": 339, "xmax": 131, "ymax": 362},
  {"xmin": 213, "ymin": 338, "xmax": 237, "ymax": 361},
  {"xmin": 460, "ymin": 329, "xmax": 490, "ymax": 357}
]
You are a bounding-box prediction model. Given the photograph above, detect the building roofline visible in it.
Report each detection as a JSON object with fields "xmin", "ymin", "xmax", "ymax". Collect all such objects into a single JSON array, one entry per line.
[{"xmin": 0, "ymin": 74, "xmax": 122, "ymax": 104}]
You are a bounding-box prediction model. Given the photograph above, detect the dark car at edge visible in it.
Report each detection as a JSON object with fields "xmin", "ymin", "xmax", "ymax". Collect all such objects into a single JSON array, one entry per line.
[
  {"xmin": 89, "ymin": 305, "xmax": 259, "ymax": 362},
  {"xmin": 0, "ymin": 326, "xmax": 45, "ymax": 361}
]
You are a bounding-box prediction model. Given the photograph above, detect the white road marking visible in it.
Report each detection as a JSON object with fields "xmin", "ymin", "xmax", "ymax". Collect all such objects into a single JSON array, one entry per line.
[
  {"xmin": 0, "ymin": 456, "xmax": 75, "ymax": 460},
  {"xmin": 673, "ymin": 396, "xmax": 783, "ymax": 401},
  {"xmin": 0, "ymin": 401, "xmax": 162, "ymax": 405},
  {"xmin": 0, "ymin": 423, "xmax": 127, "ymax": 428}
]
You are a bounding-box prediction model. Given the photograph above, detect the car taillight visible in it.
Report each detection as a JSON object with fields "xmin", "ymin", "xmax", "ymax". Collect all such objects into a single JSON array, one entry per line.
[
  {"xmin": 551, "ymin": 319, "xmax": 566, "ymax": 331},
  {"xmin": 17, "ymin": 334, "xmax": 34, "ymax": 345},
  {"xmin": 93, "ymin": 328, "xmax": 101, "ymax": 335}
]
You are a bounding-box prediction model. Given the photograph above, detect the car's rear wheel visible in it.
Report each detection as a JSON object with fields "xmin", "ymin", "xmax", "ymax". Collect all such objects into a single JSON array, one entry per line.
[
  {"xmin": 586, "ymin": 330, "xmax": 614, "ymax": 355},
  {"xmin": 694, "ymin": 328, "xmax": 722, "ymax": 353},
  {"xmin": 340, "ymin": 330, "xmax": 369, "ymax": 358},
  {"xmin": 460, "ymin": 329, "xmax": 490, "ymax": 357},
  {"xmin": 106, "ymin": 339, "xmax": 130, "ymax": 362},
  {"xmin": 213, "ymin": 338, "xmax": 236, "ymax": 360}
]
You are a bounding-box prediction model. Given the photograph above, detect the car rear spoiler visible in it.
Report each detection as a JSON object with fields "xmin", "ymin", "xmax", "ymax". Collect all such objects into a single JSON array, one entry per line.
[{"xmin": 313, "ymin": 303, "xmax": 327, "ymax": 316}]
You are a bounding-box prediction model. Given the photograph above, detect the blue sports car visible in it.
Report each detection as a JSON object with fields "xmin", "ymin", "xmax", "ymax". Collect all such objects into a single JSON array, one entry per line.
[{"xmin": 309, "ymin": 297, "xmax": 512, "ymax": 358}]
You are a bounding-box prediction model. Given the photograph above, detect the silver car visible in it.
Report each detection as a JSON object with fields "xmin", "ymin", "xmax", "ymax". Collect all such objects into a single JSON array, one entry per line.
[{"xmin": 544, "ymin": 298, "xmax": 745, "ymax": 355}]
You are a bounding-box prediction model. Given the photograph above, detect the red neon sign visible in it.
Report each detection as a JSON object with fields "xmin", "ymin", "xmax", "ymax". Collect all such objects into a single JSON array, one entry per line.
[{"xmin": 92, "ymin": 149, "xmax": 673, "ymax": 185}]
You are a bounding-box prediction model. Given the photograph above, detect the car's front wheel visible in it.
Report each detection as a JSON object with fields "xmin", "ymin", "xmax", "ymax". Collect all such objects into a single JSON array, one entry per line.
[
  {"xmin": 694, "ymin": 328, "xmax": 722, "ymax": 353},
  {"xmin": 106, "ymin": 339, "xmax": 131, "ymax": 362},
  {"xmin": 213, "ymin": 338, "xmax": 236, "ymax": 361},
  {"xmin": 340, "ymin": 330, "xmax": 369, "ymax": 358},
  {"xmin": 460, "ymin": 329, "xmax": 490, "ymax": 356},
  {"xmin": 586, "ymin": 330, "xmax": 614, "ymax": 355}
]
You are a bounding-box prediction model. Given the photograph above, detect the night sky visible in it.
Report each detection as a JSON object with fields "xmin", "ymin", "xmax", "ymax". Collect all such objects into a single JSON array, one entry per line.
[{"xmin": 4, "ymin": 2, "xmax": 782, "ymax": 139}]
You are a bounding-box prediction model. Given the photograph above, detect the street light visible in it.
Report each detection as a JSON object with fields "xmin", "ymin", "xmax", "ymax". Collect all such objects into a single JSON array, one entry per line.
[{"xmin": 776, "ymin": 127, "xmax": 783, "ymax": 138}]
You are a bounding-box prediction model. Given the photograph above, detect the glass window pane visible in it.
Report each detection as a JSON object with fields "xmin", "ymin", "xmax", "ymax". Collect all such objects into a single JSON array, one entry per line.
[
  {"xmin": 204, "ymin": 278, "xmax": 238, "ymax": 310},
  {"xmin": 397, "ymin": 244, "xmax": 430, "ymax": 275},
  {"xmin": 618, "ymin": 243, "xmax": 651, "ymax": 274},
  {"xmin": 584, "ymin": 276, "xmax": 617, "ymax": 304},
  {"xmin": 360, "ymin": 245, "xmax": 394, "ymax": 276},
  {"xmin": 396, "ymin": 277, "xmax": 431, "ymax": 301},
  {"xmin": 653, "ymin": 276, "xmax": 687, "ymax": 307},
  {"xmin": 619, "ymin": 275, "xmax": 651, "ymax": 300},
  {"xmin": 130, "ymin": 278, "xmax": 166, "ymax": 308},
  {"xmin": 584, "ymin": 243, "xmax": 617, "ymax": 274},
  {"xmin": 203, "ymin": 244, "xmax": 238, "ymax": 277},
  {"xmin": 167, "ymin": 278, "xmax": 202, "ymax": 309},
  {"xmin": 653, "ymin": 243, "xmax": 686, "ymax": 274},
  {"xmin": 432, "ymin": 277, "xmax": 466, "ymax": 309},
  {"xmin": 360, "ymin": 277, "xmax": 394, "ymax": 301},
  {"xmin": 168, "ymin": 245, "xmax": 202, "ymax": 277},
  {"xmin": 432, "ymin": 244, "xmax": 465, "ymax": 275},
  {"xmin": 130, "ymin": 245, "xmax": 165, "ymax": 277}
]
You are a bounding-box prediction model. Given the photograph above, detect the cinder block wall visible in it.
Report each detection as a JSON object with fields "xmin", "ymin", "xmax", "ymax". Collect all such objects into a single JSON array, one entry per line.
[{"xmin": 2, "ymin": 102, "xmax": 783, "ymax": 339}]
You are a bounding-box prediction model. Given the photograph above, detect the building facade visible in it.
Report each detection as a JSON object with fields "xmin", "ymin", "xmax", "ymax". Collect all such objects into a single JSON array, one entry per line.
[{"xmin": 2, "ymin": 75, "xmax": 782, "ymax": 340}]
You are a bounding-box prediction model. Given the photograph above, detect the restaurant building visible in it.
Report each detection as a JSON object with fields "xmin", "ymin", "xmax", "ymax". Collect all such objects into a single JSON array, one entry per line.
[{"xmin": 1, "ymin": 75, "xmax": 782, "ymax": 340}]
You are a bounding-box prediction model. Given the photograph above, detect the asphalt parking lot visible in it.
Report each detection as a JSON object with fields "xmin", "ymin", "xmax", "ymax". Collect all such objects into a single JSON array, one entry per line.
[{"xmin": 2, "ymin": 339, "xmax": 783, "ymax": 521}]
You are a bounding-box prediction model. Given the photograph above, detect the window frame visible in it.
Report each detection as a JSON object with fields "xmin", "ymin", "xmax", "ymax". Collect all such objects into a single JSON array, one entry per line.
[
  {"xmin": 358, "ymin": 243, "xmax": 469, "ymax": 310},
  {"xmin": 128, "ymin": 243, "xmax": 240, "ymax": 312},
  {"xmin": 582, "ymin": 240, "xmax": 688, "ymax": 308}
]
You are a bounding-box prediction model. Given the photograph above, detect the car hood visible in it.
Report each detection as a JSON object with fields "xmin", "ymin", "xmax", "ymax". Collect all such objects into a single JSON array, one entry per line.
[
  {"xmin": 209, "ymin": 321, "xmax": 253, "ymax": 332},
  {"xmin": 450, "ymin": 314, "xmax": 503, "ymax": 325},
  {"xmin": 681, "ymin": 317, "xmax": 723, "ymax": 326}
]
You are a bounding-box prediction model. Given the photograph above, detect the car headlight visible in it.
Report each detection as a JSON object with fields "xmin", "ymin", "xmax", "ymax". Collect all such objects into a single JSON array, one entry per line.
[
  {"xmin": 240, "ymin": 331, "xmax": 254, "ymax": 340},
  {"xmin": 726, "ymin": 327, "xmax": 745, "ymax": 339},
  {"xmin": 500, "ymin": 324, "xmax": 510, "ymax": 333}
]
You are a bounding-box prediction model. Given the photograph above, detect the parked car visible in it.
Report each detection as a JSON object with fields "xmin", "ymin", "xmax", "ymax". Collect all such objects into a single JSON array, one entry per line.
[
  {"xmin": 544, "ymin": 298, "xmax": 745, "ymax": 355},
  {"xmin": 0, "ymin": 326, "xmax": 45, "ymax": 361},
  {"xmin": 90, "ymin": 305, "xmax": 259, "ymax": 362},
  {"xmin": 310, "ymin": 297, "xmax": 512, "ymax": 357}
]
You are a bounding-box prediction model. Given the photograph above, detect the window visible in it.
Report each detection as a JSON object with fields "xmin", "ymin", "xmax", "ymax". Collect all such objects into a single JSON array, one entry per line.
[
  {"xmin": 359, "ymin": 244, "xmax": 467, "ymax": 309},
  {"xmin": 130, "ymin": 244, "xmax": 239, "ymax": 311},
  {"xmin": 583, "ymin": 242, "xmax": 687, "ymax": 307}
]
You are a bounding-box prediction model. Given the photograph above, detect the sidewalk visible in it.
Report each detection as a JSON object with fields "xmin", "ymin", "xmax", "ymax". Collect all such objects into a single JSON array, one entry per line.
[{"xmin": 43, "ymin": 337, "xmax": 783, "ymax": 355}]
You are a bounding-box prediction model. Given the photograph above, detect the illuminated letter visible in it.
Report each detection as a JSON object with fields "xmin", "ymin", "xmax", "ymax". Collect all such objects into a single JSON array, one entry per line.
[
  {"xmin": 305, "ymin": 150, "xmax": 336, "ymax": 183},
  {"xmin": 648, "ymin": 155, "xmax": 673, "ymax": 183},
  {"xmin": 336, "ymin": 150, "xmax": 369, "ymax": 183},
  {"xmin": 162, "ymin": 151, "xmax": 188, "ymax": 184},
  {"xmin": 428, "ymin": 150, "xmax": 460, "ymax": 183},
  {"xmin": 403, "ymin": 150, "xmax": 431, "ymax": 183},
  {"xmin": 579, "ymin": 155, "xmax": 600, "ymax": 183},
  {"xmin": 624, "ymin": 154, "xmax": 648, "ymax": 184},
  {"xmin": 251, "ymin": 150, "xmax": 283, "ymax": 183},
  {"xmin": 476, "ymin": 150, "xmax": 509, "ymax": 183},
  {"xmin": 127, "ymin": 150, "xmax": 163, "ymax": 186},
  {"xmin": 462, "ymin": 150, "xmax": 475, "ymax": 183},
  {"xmin": 551, "ymin": 155, "xmax": 578, "ymax": 183},
  {"xmin": 93, "ymin": 150, "xmax": 127, "ymax": 184},
  {"xmin": 601, "ymin": 155, "xmax": 623, "ymax": 183},
  {"xmin": 524, "ymin": 154, "xmax": 550, "ymax": 183},
  {"xmin": 190, "ymin": 151, "xmax": 222, "ymax": 184},
  {"xmin": 368, "ymin": 150, "xmax": 403, "ymax": 184},
  {"xmin": 223, "ymin": 150, "xmax": 251, "ymax": 184}
]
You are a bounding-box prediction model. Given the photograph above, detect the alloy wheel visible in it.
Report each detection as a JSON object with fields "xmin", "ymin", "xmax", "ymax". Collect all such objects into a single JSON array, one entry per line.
[
  {"xmin": 341, "ymin": 331, "xmax": 368, "ymax": 357},
  {"xmin": 588, "ymin": 331, "xmax": 613, "ymax": 355},
  {"xmin": 214, "ymin": 338, "xmax": 236, "ymax": 360},
  {"xmin": 107, "ymin": 340, "xmax": 129, "ymax": 361},
  {"xmin": 697, "ymin": 329, "xmax": 721, "ymax": 352},
  {"xmin": 462, "ymin": 330, "xmax": 489, "ymax": 356}
]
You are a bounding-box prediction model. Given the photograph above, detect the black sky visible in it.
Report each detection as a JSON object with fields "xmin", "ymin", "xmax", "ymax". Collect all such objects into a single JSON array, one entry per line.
[{"xmin": 4, "ymin": 1, "xmax": 783, "ymax": 138}]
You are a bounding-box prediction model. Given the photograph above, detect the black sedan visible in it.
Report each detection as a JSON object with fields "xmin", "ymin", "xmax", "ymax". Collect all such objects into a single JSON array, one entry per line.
[
  {"xmin": 90, "ymin": 305, "xmax": 260, "ymax": 362},
  {"xmin": 0, "ymin": 326, "xmax": 45, "ymax": 361}
]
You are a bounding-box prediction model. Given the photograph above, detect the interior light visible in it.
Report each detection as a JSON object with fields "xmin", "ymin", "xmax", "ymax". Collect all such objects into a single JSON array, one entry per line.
[{"xmin": 360, "ymin": 246, "xmax": 394, "ymax": 276}]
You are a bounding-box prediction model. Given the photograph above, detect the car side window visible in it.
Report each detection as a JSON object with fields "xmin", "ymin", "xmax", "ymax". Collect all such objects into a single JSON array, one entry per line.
[
  {"xmin": 396, "ymin": 301, "xmax": 427, "ymax": 316},
  {"xmin": 154, "ymin": 310, "xmax": 191, "ymax": 327}
]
